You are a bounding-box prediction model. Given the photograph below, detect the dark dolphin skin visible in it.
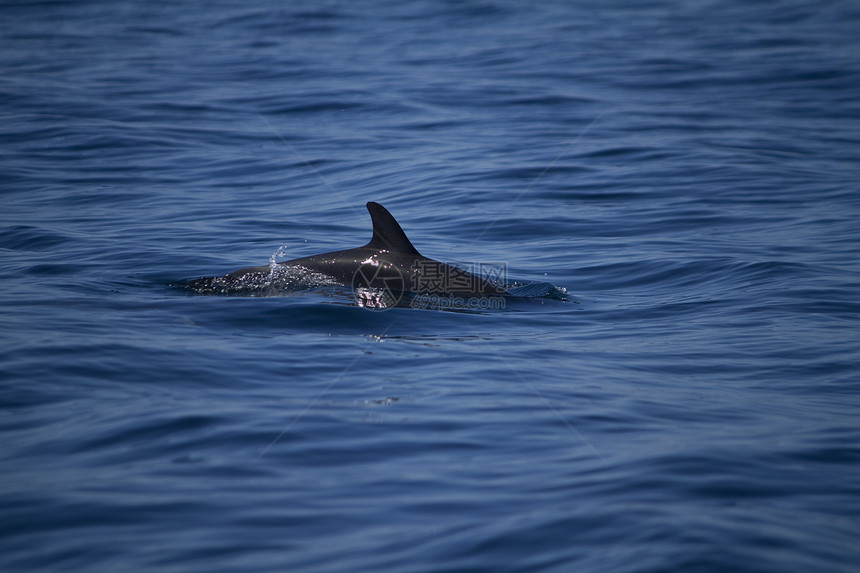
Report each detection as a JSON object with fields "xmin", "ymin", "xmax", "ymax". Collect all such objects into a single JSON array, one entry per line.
[{"xmin": 186, "ymin": 202, "xmax": 508, "ymax": 297}]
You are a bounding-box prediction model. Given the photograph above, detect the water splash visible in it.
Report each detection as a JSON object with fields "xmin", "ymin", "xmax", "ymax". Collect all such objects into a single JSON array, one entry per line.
[
  {"xmin": 269, "ymin": 244, "xmax": 291, "ymax": 279},
  {"xmin": 185, "ymin": 244, "xmax": 341, "ymax": 296},
  {"xmin": 507, "ymin": 281, "xmax": 574, "ymax": 301}
]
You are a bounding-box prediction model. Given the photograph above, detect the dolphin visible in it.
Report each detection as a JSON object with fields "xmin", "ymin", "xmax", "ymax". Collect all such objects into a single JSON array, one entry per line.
[{"xmin": 186, "ymin": 202, "xmax": 508, "ymax": 300}]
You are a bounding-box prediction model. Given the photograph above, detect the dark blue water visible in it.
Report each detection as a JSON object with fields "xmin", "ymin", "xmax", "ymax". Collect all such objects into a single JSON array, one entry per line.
[{"xmin": 3, "ymin": 1, "xmax": 860, "ymax": 571}]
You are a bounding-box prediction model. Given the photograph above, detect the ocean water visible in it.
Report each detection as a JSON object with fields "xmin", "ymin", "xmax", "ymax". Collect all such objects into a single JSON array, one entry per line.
[{"xmin": 2, "ymin": 1, "xmax": 860, "ymax": 571}]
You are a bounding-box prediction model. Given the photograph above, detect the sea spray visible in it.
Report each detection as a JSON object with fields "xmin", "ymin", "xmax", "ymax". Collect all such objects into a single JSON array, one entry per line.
[{"xmin": 268, "ymin": 244, "xmax": 291, "ymax": 281}]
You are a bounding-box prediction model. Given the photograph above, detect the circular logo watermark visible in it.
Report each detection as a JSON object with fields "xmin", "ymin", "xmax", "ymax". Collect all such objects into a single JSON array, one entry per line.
[{"xmin": 351, "ymin": 259, "xmax": 405, "ymax": 309}]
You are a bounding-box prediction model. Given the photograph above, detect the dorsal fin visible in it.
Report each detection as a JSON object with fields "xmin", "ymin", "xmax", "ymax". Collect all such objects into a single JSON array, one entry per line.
[{"xmin": 363, "ymin": 202, "xmax": 421, "ymax": 255}]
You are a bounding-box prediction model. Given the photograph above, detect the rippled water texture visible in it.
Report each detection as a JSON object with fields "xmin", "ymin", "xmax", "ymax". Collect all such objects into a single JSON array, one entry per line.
[{"xmin": 2, "ymin": 1, "xmax": 860, "ymax": 572}]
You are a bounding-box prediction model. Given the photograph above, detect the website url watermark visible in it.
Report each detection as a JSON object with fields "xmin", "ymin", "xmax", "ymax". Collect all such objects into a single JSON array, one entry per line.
[
  {"xmin": 410, "ymin": 293, "xmax": 507, "ymax": 311},
  {"xmin": 351, "ymin": 259, "xmax": 508, "ymax": 310}
]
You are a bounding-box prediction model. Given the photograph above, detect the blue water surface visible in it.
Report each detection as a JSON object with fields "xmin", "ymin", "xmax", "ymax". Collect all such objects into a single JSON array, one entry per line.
[{"xmin": 2, "ymin": 1, "xmax": 860, "ymax": 571}]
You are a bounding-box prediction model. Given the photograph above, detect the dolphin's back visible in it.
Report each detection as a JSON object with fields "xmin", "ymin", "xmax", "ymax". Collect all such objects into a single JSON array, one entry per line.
[{"xmin": 186, "ymin": 202, "xmax": 509, "ymax": 297}]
